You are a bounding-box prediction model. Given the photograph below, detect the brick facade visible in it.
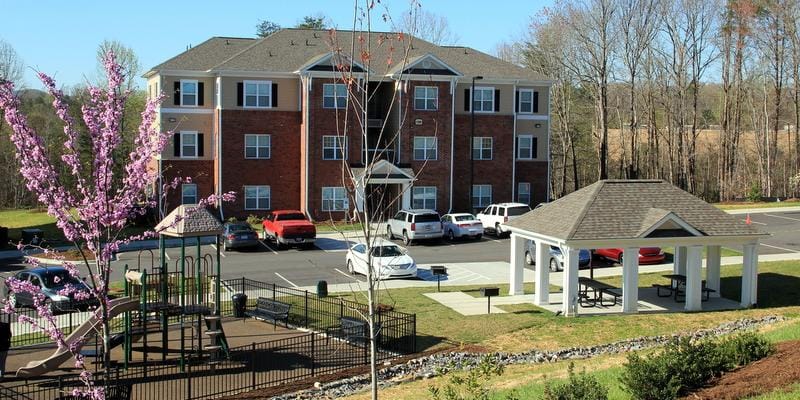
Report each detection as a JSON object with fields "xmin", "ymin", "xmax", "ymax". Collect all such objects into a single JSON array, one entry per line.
[{"xmin": 160, "ymin": 159, "xmax": 215, "ymax": 212}]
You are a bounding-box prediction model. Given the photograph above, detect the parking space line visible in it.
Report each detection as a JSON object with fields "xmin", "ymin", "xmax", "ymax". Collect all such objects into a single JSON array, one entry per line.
[
  {"xmin": 259, "ymin": 241, "xmax": 278, "ymax": 254},
  {"xmin": 210, "ymin": 244, "xmax": 226, "ymax": 258},
  {"xmin": 765, "ymin": 213, "xmax": 800, "ymax": 222},
  {"xmin": 274, "ymin": 272, "xmax": 298, "ymax": 288},
  {"xmin": 760, "ymin": 243, "xmax": 800, "ymax": 253},
  {"xmin": 334, "ymin": 268, "xmax": 364, "ymax": 283}
]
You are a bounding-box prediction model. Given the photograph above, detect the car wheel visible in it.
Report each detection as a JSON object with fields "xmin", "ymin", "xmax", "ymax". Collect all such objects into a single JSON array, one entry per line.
[
  {"xmin": 525, "ymin": 251, "xmax": 534, "ymax": 266},
  {"xmin": 448, "ymin": 230, "xmax": 455, "ymax": 241},
  {"xmin": 618, "ymin": 253, "xmax": 623, "ymax": 266},
  {"xmin": 475, "ymin": 234, "xmax": 482, "ymax": 240},
  {"xmin": 223, "ymin": 243, "xmax": 228, "ymax": 252},
  {"xmin": 387, "ymin": 226, "xmax": 394, "ymax": 240},
  {"xmin": 347, "ymin": 259, "xmax": 355, "ymax": 274},
  {"xmin": 549, "ymin": 258, "xmax": 560, "ymax": 272},
  {"xmin": 402, "ymin": 231, "xmax": 412, "ymax": 246},
  {"xmin": 495, "ymin": 223, "xmax": 503, "ymax": 237},
  {"xmin": 301, "ymin": 243, "xmax": 315, "ymax": 250}
]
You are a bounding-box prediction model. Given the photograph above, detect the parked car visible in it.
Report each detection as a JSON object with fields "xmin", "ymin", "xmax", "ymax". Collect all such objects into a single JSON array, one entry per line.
[
  {"xmin": 345, "ymin": 239, "xmax": 417, "ymax": 279},
  {"xmin": 7, "ymin": 267, "xmax": 97, "ymax": 314},
  {"xmin": 222, "ymin": 222, "xmax": 260, "ymax": 251},
  {"xmin": 261, "ymin": 210, "xmax": 317, "ymax": 249},
  {"xmin": 386, "ymin": 209, "xmax": 443, "ymax": 245},
  {"xmin": 525, "ymin": 241, "xmax": 592, "ymax": 271},
  {"xmin": 441, "ymin": 213, "xmax": 483, "ymax": 240},
  {"xmin": 476, "ymin": 203, "xmax": 531, "ymax": 237},
  {"xmin": 594, "ymin": 247, "xmax": 665, "ymax": 265}
]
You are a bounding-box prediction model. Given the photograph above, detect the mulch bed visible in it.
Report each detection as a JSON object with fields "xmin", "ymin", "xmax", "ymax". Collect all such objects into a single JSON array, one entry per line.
[{"xmin": 684, "ymin": 340, "xmax": 800, "ymax": 400}]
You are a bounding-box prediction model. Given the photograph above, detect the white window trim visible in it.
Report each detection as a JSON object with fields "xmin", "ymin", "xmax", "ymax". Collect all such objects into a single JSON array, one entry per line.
[
  {"xmin": 243, "ymin": 80, "xmax": 273, "ymax": 109},
  {"xmin": 412, "ymin": 186, "xmax": 437, "ymax": 210},
  {"xmin": 244, "ymin": 185, "xmax": 271, "ymax": 210},
  {"xmin": 322, "ymin": 83, "xmax": 348, "ymax": 109},
  {"xmin": 322, "ymin": 187, "xmax": 348, "ymax": 211},
  {"xmin": 518, "ymin": 89, "xmax": 534, "ymax": 114},
  {"xmin": 414, "ymin": 86, "xmax": 438, "ymax": 111},
  {"xmin": 180, "ymin": 131, "xmax": 199, "ymax": 159},
  {"xmin": 322, "ymin": 135, "xmax": 347, "ymax": 160},
  {"xmin": 182, "ymin": 183, "xmax": 198, "ymax": 205},
  {"xmin": 180, "ymin": 79, "xmax": 198, "ymax": 107},
  {"xmin": 518, "ymin": 182, "xmax": 531, "ymax": 204},
  {"xmin": 470, "ymin": 86, "xmax": 495, "ymax": 113},
  {"xmin": 472, "ymin": 184, "xmax": 492, "ymax": 208},
  {"xmin": 472, "ymin": 137, "xmax": 493, "ymax": 160},
  {"xmin": 413, "ymin": 136, "xmax": 437, "ymax": 161},
  {"xmin": 244, "ymin": 134, "xmax": 271, "ymax": 159},
  {"xmin": 517, "ymin": 135, "xmax": 534, "ymax": 160}
]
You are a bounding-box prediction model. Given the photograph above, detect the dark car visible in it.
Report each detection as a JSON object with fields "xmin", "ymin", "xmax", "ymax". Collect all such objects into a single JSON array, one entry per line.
[
  {"xmin": 7, "ymin": 267, "xmax": 96, "ymax": 314},
  {"xmin": 222, "ymin": 222, "xmax": 260, "ymax": 251}
]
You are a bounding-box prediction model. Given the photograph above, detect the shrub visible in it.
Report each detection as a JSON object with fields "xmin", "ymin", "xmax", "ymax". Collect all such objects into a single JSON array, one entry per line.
[
  {"xmin": 620, "ymin": 351, "xmax": 681, "ymax": 400},
  {"xmin": 246, "ymin": 214, "xmax": 263, "ymax": 226},
  {"xmin": 746, "ymin": 183, "xmax": 762, "ymax": 202},
  {"xmin": 543, "ymin": 363, "xmax": 608, "ymax": 400},
  {"xmin": 428, "ymin": 354, "xmax": 505, "ymax": 400},
  {"xmin": 717, "ymin": 332, "xmax": 775, "ymax": 369},
  {"xmin": 226, "ymin": 216, "xmax": 239, "ymax": 223}
]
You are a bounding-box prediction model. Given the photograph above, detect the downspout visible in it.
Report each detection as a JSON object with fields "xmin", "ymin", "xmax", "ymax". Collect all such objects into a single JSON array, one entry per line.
[
  {"xmin": 303, "ymin": 74, "xmax": 312, "ymax": 218},
  {"xmin": 546, "ymin": 84, "xmax": 552, "ymax": 202},
  {"xmin": 448, "ymin": 78, "xmax": 456, "ymax": 213},
  {"xmin": 512, "ymin": 81, "xmax": 518, "ymax": 203},
  {"xmin": 216, "ymin": 75, "xmax": 224, "ymax": 220}
]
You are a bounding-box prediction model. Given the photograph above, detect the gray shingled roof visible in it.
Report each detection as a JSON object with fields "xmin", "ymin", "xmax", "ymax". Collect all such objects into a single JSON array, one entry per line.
[
  {"xmin": 506, "ymin": 180, "xmax": 765, "ymax": 240},
  {"xmin": 155, "ymin": 205, "xmax": 223, "ymax": 237},
  {"xmin": 145, "ymin": 29, "xmax": 547, "ymax": 82}
]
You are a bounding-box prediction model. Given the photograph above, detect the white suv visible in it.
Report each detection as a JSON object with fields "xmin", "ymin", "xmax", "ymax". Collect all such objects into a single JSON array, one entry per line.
[
  {"xmin": 476, "ymin": 203, "xmax": 531, "ymax": 237},
  {"xmin": 386, "ymin": 209, "xmax": 443, "ymax": 245}
]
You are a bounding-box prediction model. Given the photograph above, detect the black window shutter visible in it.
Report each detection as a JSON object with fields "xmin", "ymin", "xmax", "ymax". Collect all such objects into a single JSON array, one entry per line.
[
  {"xmin": 272, "ymin": 83, "xmax": 278, "ymax": 107},
  {"xmin": 197, "ymin": 83, "xmax": 204, "ymax": 106},
  {"xmin": 237, "ymin": 82, "xmax": 244, "ymax": 106},
  {"xmin": 532, "ymin": 137, "xmax": 538, "ymax": 158},
  {"xmin": 515, "ymin": 90, "xmax": 519, "ymax": 113},
  {"xmin": 197, "ymin": 133, "xmax": 204, "ymax": 157},
  {"xmin": 173, "ymin": 82, "xmax": 180, "ymax": 105},
  {"xmin": 173, "ymin": 133, "xmax": 181, "ymax": 157},
  {"xmin": 464, "ymin": 89, "xmax": 469, "ymax": 111},
  {"xmin": 533, "ymin": 91, "xmax": 539, "ymax": 113},
  {"xmin": 494, "ymin": 90, "xmax": 500, "ymax": 112}
]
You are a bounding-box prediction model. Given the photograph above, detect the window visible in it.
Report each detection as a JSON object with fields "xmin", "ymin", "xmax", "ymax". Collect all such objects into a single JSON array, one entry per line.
[
  {"xmin": 472, "ymin": 87, "xmax": 494, "ymax": 112},
  {"xmin": 244, "ymin": 80, "xmax": 272, "ymax": 108},
  {"xmin": 472, "ymin": 137, "xmax": 493, "ymax": 160},
  {"xmin": 517, "ymin": 135, "xmax": 535, "ymax": 160},
  {"xmin": 322, "ymin": 136, "xmax": 347, "ymax": 160},
  {"xmin": 245, "ymin": 134, "xmax": 271, "ymax": 159},
  {"xmin": 180, "ymin": 131, "xmax": 199, "ymax": 158},
  {"xmin": 322, "ymin": 187, "xmax": 348, "ymax": 211},
  {"xmin": 412, "ymin": 186, "xmax": 437, "ymax": 209},
  {"xmin": 472, "ymin": 185, "xmax": 492, "ymax": 208},
  {"xmin": 323, "ymin": 83, "xmax": 347, "ymax": 109},
  {"xmin": 518, "ymin": 89, "xmax": 534, "ymax": 113},
  {"xmin": 182, "ymin": 184, "xmax": 197, "ymax": 205},
  {"xmin": 413, "ymin": 137, "xmax": 437, "ymax": 160},
  {"xmin": 181, "ymin": 80, "xmax": 198, "ymax": 106},
  {"xmin": 244, "ymin": 186, "xmax": 270, "ymax": 210},
  {"xmin": 414, "ymin": 86, "xmax": 438, "ymax": 110},
  {"xmin": 518, "ymin": 182, "xmax": 531, "ymax": 205}
]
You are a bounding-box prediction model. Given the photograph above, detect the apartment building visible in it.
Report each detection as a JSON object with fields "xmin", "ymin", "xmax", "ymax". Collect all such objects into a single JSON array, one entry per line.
[{"xmin": 144, "ymin": 29, "xmax": 551, "ymax": 221}]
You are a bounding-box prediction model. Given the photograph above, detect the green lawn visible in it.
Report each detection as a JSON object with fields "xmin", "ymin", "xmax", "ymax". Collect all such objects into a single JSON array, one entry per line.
[
  {"xmin": 661, "ymin": 246, "xmax": 742, "ymax": 258},
  {"xmin": 715, "ymin": 201, "xmax": 800, "ymax": 210}
]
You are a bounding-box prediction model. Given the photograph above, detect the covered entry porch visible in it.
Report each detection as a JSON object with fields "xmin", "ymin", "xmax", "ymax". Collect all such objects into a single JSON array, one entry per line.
[{"xmin": 352, "ymin": 159, "xmax": 416, "ymax": 220}]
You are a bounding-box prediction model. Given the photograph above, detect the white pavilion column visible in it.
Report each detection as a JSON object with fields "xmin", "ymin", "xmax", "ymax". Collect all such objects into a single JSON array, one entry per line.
[
  {"xmin": 622, "ymin": 247, "xmax": 640, "ymax": 313},
  {"xmin": 674, "ymin": 246, "xmax": 687, "ymax": 275},
  {"xmin": 401, "ymin": 183, "xmax": 411, "ymax": 209},
  {"xmin": 741, "ymin": 243, "xmax": 759, "ymax": 307},
  {"xmin": 685, "ymin": 245, "xmax": 703, "ymax": 311},
  {"xmin": 354, "ymin": 181, "xmax": 366, "ymax": 212},
  {"xmin": 534, "ymin": 240, "xmax": 550, "ymax": 306},
  {"xmin": 509, "ymin": 234, "xmax": 525, "ymax": 295},
  {"xmin": 706, "ymin": 245, "xmax": 722, "ymax": 297},
  {"xmin": 562, "ymin": 247, "xmax": 580, "ymax": 317}
]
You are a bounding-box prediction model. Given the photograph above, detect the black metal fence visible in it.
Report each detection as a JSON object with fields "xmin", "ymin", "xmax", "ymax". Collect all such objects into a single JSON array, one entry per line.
[{"xmin": 1, "ymin": 331, "xmax": 381, "ymax": 400}]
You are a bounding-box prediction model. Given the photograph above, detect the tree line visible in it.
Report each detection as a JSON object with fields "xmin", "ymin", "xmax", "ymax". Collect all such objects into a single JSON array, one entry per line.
[{"xmin": 518, "ymin": 0, "xmax": 800, "ymax": 201}]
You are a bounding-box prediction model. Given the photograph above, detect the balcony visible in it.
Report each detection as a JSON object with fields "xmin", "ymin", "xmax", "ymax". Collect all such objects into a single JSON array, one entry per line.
[{"xmin": 362, "ymin": 148, "xmax": 397, "ymax": 164}]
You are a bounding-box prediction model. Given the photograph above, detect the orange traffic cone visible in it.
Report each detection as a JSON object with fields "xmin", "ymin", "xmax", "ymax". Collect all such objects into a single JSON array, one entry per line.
[{"xmin": 745, "ymin": 214, "xmax": 751, "ymax": 225}]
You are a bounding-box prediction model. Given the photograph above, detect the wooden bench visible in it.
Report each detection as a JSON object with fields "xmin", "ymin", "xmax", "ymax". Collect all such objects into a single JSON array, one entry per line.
[
  {"xmin": 244, "ymin": 297, "xmax": 291, "ymax": 329},
  {"xmin": 326, "ymin": 316, "xmax": 381, "ymax": 347}
]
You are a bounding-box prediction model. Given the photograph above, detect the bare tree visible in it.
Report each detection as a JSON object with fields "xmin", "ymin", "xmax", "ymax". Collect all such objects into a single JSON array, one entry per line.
[
  {"xmin": 0, "ymin": 39, "xmax": 24, "ymax": 86},
  {"xmin": 493, "ymin": 40, "xmax": 524, "ymax": 65},
  {"xmin": 398, "ymin": 7, "xmax": 459, "ymax": 45},
  {"xmin": 97, "ymin": 40, "xmax": 141, "ymax": 90}
]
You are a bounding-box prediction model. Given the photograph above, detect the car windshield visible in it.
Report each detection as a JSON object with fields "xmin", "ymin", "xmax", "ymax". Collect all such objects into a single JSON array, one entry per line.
[
  {"xmin": 415, "ymin": 214, "xmax": 440, "ymax": 223},
  {"xmin": 506, "ymin": 206, "xmax": 531, "ymax": 216},
  {"xmin": 229, "ymin": 223, "xmax": 252, "ymax": 232},
  {"xmin": 43, "ymin": 271, "xmax": 81, "ymax": 288},
  {"xmin": 454, "ymin": 215, "xmax": 476, "ymax": 222},
  {"xmin": 276, "ymin": 213, "xmax": 306, "ymax": 221},
  {"xmin": 370, "ymin": 246, "xmax": 404, "ymax": 257}
]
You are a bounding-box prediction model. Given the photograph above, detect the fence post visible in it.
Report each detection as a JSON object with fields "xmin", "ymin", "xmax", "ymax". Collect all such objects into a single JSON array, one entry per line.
[
  {"xmin": 251, "ymin": 342, "xmax": 256, "ymax": 390},
  {"xmin": 272, "ymin": 283, "xmax": 276, "ymax": 302},
  {"xmin": 310, "ymin": 333, "xmax": 316, "ymax": 376},
  {"xmin": 186, "ymin": 361, "xmax": 192, "ymax": 399},
  {"xmin": 304, "ymin": 290, "xmax": 309, "ymax": 328},
  {"xmin": 58, "ymin": 375, "xmax": 63, "ymax": 395}
]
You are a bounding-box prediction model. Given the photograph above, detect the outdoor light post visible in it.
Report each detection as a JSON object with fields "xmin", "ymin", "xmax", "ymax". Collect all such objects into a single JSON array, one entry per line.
[{"xmin": 469, "ymin": 75, "xmax": 483, "ymax": 212}]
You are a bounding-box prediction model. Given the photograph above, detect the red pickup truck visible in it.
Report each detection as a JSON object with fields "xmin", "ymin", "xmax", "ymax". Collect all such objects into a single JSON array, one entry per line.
[{"xmin": 261, "ymin": 210, "xmax": 317, "ymax": 249}]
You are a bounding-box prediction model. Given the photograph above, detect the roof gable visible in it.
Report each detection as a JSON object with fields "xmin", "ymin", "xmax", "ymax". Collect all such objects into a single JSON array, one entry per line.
[
  {"xmin": 389, "ymin": 53, "xmax": 462, "ymax": 77},
  {"xmin": 155, "ymin": 205, "xmax": 223, "ymax": 237}
]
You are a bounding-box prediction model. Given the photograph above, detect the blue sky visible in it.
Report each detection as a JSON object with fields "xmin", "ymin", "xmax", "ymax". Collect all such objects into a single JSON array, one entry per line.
[{"xmin": 2, "ymin": 0, "xmax": 551, "ymax": 89}]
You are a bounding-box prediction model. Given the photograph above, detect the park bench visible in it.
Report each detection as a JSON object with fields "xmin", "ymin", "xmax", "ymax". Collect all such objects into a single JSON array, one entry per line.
[
  {"xmin": 326, "ymin": 316, "xmax": 381, "ymax": 347},
  {"xmin": 579, "ymin": 277, "xmax": 623, "ymax": 307},
  {"xmin": 244, "ymin": 297, "xmax": 291, "ymax": 329}
]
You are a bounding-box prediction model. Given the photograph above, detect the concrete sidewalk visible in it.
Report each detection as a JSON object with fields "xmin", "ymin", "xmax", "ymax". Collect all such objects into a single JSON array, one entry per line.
[{"xmin": 0, "ymin": 236, "xmax": 218, "ymax": 260}]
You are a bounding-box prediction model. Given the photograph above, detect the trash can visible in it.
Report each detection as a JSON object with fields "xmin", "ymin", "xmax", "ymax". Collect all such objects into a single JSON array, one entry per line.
[
  {"xmin": 232, "ymin": 293, "xmax": 247, "ymax": 318},
  {"xmin": 317, "ymin": 280, "xmax": 328, "ymax": 298},
  {"xmin": 21, "ymin": 228, "xmax": 44, "ymax": 245}
]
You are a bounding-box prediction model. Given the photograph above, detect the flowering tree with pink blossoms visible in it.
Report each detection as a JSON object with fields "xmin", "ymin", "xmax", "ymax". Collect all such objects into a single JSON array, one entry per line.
[{"xmin": 0, "ymin": 52, "xmax": 231, "ymax": 398}]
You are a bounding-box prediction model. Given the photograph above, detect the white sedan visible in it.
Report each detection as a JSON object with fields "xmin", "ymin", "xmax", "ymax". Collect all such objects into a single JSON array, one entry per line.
[
  {"xmin": 345, "ymin": 239, "xmax": 417, "ymax": 279},
  {"xmin": 441, "ymin": 213, "xmax": 483, "ymax": 240}
]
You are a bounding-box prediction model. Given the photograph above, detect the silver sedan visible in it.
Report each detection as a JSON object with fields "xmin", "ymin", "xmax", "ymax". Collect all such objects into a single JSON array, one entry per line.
[{"xmin": 441, "ymin": 213, "xmax": 483, "ymax": 241}]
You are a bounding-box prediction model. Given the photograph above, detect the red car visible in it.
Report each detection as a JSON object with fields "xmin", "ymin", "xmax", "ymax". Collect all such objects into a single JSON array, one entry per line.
[
  {"xmin": 593, "ymin": 247, "xmax": 665, "ymax": 265},
  {"xmin": 261, "ymin": 210, "xmax": 316, "ymax": 249}
]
